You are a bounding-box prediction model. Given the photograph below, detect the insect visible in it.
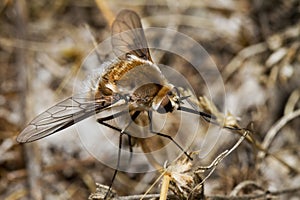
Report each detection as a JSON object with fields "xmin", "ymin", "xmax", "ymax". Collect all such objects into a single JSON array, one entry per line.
[{"xmin": 17, "ymin": 9, "xmax": 213, "ymax": 197}]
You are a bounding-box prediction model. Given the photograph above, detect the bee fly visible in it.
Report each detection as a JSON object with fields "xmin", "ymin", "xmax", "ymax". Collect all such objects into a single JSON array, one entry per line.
[{"xmin": 17, "ymin": 9, "xmax": 214, "ymax": 197}]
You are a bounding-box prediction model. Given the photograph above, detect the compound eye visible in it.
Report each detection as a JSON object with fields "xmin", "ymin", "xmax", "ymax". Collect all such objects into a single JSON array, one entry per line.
[{"xmin": 167, "ymin": 90, "xmax": 173, "ymax": 96}]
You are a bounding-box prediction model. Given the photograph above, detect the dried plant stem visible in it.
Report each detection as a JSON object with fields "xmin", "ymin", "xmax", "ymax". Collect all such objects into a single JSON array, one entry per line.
[
  {"xmin": 119, "ymin": 194, "xmax": 161, "ymax": 200},
  {"xmin": 223, "ymin": 42, "xmax": 268, "ymax": 82},
  {"xmin": 97, "ymin": 185, "xmax": 300, "ymax": 200},
  {"xmin": 259, "ymin": 109, "xmax": 300, "ymax": 160},
  {"xmin": 159, "ymin": 173, "xmax": 170, "ymax": 200},
  {"xmin": 206, "ymin": 186, "xmax": 300, "ymax": 200},
  {"xmin": 196, "ymin": 129, "xmax": 248, "ymax": 183},
  {"xmin": 226, "ymin": 122, "xmax": 299, "ymax": 173},
  {"xmin": 94, "ymin": 0, "xmax": 115, "ymax": 26},
  {"xmin": 284, "ymin": 89, "xmax": 300, "ymax": 115},
  {"xmin": 14, "ymin": 0, "xmax": 43, "ymax": 199},
  {"xmin": 230, "ymin": 181, "xmax": 264, "ymax": 196}
]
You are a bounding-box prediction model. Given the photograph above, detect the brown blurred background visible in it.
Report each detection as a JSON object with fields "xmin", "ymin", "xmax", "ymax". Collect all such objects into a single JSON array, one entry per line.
[{"xmin": 0, "ymin": 0, "xmax": 299, "ymax": 199}]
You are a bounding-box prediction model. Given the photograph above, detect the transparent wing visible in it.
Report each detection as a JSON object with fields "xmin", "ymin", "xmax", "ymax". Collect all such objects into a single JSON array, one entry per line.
[
  {"xmin": 17, "ymin": 93, "xmax": 120, "ymax": 143},
  {"xmin": 112, "ymin": 9, "xmax": 153, "ymax": 62}
]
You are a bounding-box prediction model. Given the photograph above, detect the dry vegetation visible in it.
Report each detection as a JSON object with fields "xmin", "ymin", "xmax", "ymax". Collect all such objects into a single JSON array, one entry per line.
[{"xmin": 0, "ymin": 0, "xmax": 299, "ymax": 199}]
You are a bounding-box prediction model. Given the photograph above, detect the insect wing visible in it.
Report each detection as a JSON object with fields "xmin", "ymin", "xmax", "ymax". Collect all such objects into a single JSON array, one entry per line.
[
  {"xmin": 112, "ymin": 9, "xmax": 153, "ymax": 62},
  {"xmin": 17, "ymin": 93, "xmax": 118, "ymax": 143}
]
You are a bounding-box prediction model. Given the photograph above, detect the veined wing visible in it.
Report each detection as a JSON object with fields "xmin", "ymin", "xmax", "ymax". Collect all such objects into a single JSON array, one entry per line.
[
  {"xmin": 112, "ymin": 9, "xmax": 153, "ymax": 62},
  {"xmin": 17, "ymin": 93, "xmax": 121, "ymax": 143}
]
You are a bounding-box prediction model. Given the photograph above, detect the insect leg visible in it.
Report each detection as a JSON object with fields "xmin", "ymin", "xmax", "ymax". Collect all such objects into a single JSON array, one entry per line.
[
  {"xmin": 96, "ymin": 110, "xmax": 141, "ymax": 198},
  {"xmin": 147, "ymin": 111, "xmax": 193, "ymax": 161},
  {"xmin": 97, "ymin": 118, "xmax": 125, "ymax": 199},
  {"xmin": 96, "ymin": 110, "xmax": 134, "ymax": 154},
  {"xmin": 127, "ymin": 111, "xmax": 141, "ymax": 163}
]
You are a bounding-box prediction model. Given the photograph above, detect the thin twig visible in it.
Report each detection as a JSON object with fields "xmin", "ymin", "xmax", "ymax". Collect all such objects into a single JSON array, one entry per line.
[
  {"xmin": 119, "ymin": 194, "xmax": 161, "ymax": 200},
  {"xmin": 258, "ymin": 109, "xmax": 300, "ymax": 160},
  {"xmin": 196, "ymin": 129, "xmax": 248, "ymax": 185},
  {"xmin": 284, "ymin": 89, "xmax": 300, "ymax": 115},
  {"xmin": 206, "ymin": 186, "xmax": 300, "ymax": 200},
  {"xmin": 223, "ymin": 42, "xmax": 268, "ymax": 82},
  {"xmin": 230, "ymin": 181, "xmax": 264, "ymax": 196},
  {"xmin": 119, "ymin": 186, "xmax": 300, "ymax": 200}
]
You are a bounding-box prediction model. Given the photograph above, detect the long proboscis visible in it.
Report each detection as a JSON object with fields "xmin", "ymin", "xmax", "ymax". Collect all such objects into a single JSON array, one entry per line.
[{"xmin": 178, "ymin": 106, "xmax": 241, "ymax": 131}]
